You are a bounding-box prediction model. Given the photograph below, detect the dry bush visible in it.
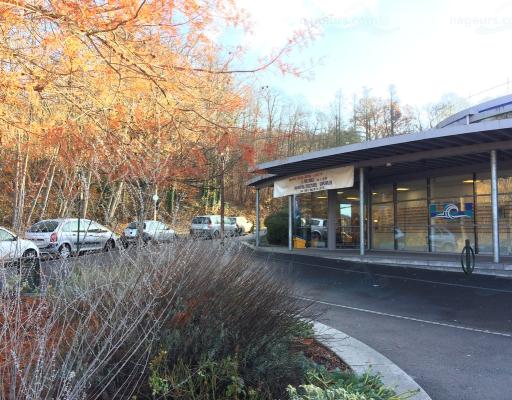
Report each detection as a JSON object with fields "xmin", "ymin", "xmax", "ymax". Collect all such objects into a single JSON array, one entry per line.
[{"xmin": 0, "ymin": 240, "xmax": 311, "ymax": 399}]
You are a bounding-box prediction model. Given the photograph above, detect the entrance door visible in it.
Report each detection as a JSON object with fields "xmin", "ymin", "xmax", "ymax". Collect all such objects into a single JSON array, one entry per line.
[{"xmin": 336, "ymin": 190, "xmax": 366, "ymax": 249}]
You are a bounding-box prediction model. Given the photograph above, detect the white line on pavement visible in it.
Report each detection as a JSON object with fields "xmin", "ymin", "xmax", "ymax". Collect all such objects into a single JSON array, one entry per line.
[{"xmin": 296, "ymin": 296, "xmax": 512, "ymax": 338}]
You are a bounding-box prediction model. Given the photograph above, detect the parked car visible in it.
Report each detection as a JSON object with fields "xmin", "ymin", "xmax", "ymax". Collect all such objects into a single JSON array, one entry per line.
[
  {"xmin": 230, "ymin": 216, "xmax": 253, "ymax": 235},
  {"xmin": 395, "ymin": 226, "xmax": 457, "ymax": 252},
  {"xmin": 190, "ymin": 215, "xmax": 237, "ymax": 239},
  {"xmin": 121, "ymin": 220, "xmax": 176, "ymax": 247},
  {"xmin": 310, "ymin": 218, "xmax": 328, "ymax": 240},
  {"xmin": 26, "ymin": 219, "xmax": 118, "ymax": 259},
  {"xmin": 0, "ymin": 226, "xmax": 40, "ymax": 267}
]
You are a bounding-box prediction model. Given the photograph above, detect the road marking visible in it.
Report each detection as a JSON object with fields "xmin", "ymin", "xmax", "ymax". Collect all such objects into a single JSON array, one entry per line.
[
  {"xmin": 273, "ymin": 257, "xmax": 512, "ymax": 294},
  {"xmin": 296, "ymin": 296, "xmax": 512, "ymax": 338}
]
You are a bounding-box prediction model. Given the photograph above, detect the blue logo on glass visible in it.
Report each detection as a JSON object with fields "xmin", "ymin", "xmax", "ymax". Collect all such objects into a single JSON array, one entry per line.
[{"xmin": 430, "ymin": 203, "xmax": 473, "ymax": 219}]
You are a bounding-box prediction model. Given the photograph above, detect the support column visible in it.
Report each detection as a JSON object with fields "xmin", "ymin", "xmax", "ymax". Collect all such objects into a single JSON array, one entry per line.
[
  {"xmin": 288, "ymin": 195, "xmax": 293, "ymax": 251},
  {"xmin": 327, "ymin": 189, "xmax": 337, "ymax": 250},
  {"xmin": 491, "ymin": 150, "xmax": 500, "ymax": 263},
  {"xmin": 255, "ymin": 188, "xmax": 260, "ymax": 247},
  {"xmin": 359, "ymin": 167, "xmax": 365, "ymax": 256}
]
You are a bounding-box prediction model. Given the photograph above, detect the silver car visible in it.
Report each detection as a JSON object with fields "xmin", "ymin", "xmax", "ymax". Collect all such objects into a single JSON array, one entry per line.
[
  {"xmin": 121, "ymin": 220, "xmax": 176, "ymax": 247},
  {"xmin": 0, "ymin": 226, "xmax": 40, "ymax": 266},
  {"xmin": 190, "ymin": 215, "xmax": 237, "ymax": 239},
  {"xmin": 26, "ymin": 219, "xmax": 118, "ymax": 259}
]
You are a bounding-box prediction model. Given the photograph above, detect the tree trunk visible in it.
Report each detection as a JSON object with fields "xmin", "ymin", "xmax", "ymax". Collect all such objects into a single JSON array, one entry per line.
[
  {"xmin": 107, "ymin": 181, "xmax": 124, "ymax": 225},
  {"xmin": 27, "ymin": 150, "xmax": 57, "ymax": 225},
  {"xmin": 40, "ymin": 162, "xmax": 56, "ymax": 220},
  {"xmin": 82, "ymin": 169, "xmax": 93, "ymax": 219},
  {"xmin": 13, "ymin": 143, "xmax": 29, "ymax": 232}
]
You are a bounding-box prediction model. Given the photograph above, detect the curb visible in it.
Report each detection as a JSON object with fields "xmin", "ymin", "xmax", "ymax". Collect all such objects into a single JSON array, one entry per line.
[
  {"xmin": 313, "ymin": 321, "xmax": 432, "ymax": 400},
  {"xmin": 249, "ymin": 244, "xmax": 512, "ymax": 278}
]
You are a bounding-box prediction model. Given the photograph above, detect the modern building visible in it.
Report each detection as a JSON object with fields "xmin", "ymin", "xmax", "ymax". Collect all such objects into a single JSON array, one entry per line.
[{"xmin": 248, "ymin": 95, "xmax": 512, "ymax": 263}]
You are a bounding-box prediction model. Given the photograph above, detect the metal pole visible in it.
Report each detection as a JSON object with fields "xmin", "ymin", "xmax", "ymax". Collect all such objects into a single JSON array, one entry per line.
[
  {"xmin": 327, "ymin": 189, "xmax": 337, "ymax": 250},
  {"xmin": 491, "ymin": 150, "xmax": 500, "ymax": 263},
  {"xmin": 359, "ymin": 167, "xmax": 365, "ymax": 256},
  {"xmin": 288, "ymin": 195, "xmax": 293, "ymax": 251},
  {"xmin": 153, "ymin": 187, "xmax": 158, "ymax": 221},
  {"xmin": 255, "ymin": 189, "xmax": 260, "ymax": 247}
]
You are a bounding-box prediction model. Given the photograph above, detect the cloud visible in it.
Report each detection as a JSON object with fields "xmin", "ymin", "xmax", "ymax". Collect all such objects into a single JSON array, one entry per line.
[{"xmin": 233, "ymin": 0, "xmax": 381, "ymax": 52}]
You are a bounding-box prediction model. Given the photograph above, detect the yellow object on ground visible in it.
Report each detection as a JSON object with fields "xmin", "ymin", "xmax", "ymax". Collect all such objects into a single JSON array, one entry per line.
[{"xmin": 293, "ymin": 236, "xmax": 306, "ymax": 249}]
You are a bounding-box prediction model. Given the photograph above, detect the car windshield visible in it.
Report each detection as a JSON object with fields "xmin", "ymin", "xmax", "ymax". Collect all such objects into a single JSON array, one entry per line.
[
  {"xmin": 28, "ymin": 220, "xmax": 59, "ymax": 233},
  {"xmin": 127, "ymin": 222, "xmax": 146, "ymax": 229}
]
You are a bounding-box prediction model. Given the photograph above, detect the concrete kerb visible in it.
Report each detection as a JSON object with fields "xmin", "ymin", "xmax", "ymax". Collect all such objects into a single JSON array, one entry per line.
[
  {"xmin": 247, "ymin": 243, "xmax": 512, "ymax": 278},
  {"xmin": 314, "ymin": 321, "xmax": 431, "ymax": 400}
]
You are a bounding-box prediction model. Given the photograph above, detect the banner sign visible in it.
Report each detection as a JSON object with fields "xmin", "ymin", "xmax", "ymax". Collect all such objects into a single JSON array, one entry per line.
[
  {"xmin": 273, "ymin": 165, "xmax": 354, "ymax": 198},
  {"xmin": 430, "ymin": 203, "xmax": 473, "ymax": 219}
]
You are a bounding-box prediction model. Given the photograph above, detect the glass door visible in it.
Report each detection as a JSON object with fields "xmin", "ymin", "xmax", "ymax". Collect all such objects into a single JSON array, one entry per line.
[{"xmin": 336, "ymin": 189, "xmax": 365, "ymax": 249}]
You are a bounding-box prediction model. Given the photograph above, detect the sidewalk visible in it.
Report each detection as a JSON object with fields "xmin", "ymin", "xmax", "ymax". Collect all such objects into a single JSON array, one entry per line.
[{"xmin": 249, "ymin": 244, "xmax": 512, "ymax": 278}]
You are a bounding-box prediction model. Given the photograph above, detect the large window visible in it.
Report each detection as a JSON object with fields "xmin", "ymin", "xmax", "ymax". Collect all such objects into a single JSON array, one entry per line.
[
  {"xmin": 371, "ymin": 184, "xmax": 394, "ymax": 250},
  {"xmin": 476, "ymin": 171, "xmax": 512, "ymax": 255},
  {"xmin": 294, "ymin": 191, "xmax": 328, "ymax": 248},
  {"xmin": 430, "ymin": 175, "xmax": 475, "ymax": 253},
  {"xmin": 336, "ymin": 189, "xmax": 366, "ymax": 249},
  {"xmin": 395, "ymin": 180, "xmax": 428, "ymax": 252}
]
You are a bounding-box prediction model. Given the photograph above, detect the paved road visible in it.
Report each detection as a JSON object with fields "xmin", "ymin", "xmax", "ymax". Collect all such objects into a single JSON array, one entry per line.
[{"xmin": 261, "ymin": 252, "xmax": 512, "ymax": 400}]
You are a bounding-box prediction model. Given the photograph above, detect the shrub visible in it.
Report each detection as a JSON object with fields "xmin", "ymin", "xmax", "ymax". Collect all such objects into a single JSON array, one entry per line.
[
  {"xmin": 0, "ymin": 239, "xmax": 310, "ymax": 399},
  {"xmin": 264, "ymin": 208, "xmax": 289, "ymax": 245},
  {"xmin": 287, "ymin": 363, "xmax": 417, "ymax": 400}
]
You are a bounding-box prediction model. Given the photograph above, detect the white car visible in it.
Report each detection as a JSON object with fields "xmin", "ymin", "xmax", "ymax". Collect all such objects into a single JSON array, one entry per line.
[
  {"xmin": 190, "ymin": 215, "xmax": 238, "ymax": 238},
  {"xmin": 26, "ymin": 219, "xmax": 118, "ymax": 259},
  {"xmin": 0, "ymin": 227, "xmax": 40, "ymax": 265},
  {"xmin": 121, "ymin": 220, "xmax": 176, "ymax": 247}
]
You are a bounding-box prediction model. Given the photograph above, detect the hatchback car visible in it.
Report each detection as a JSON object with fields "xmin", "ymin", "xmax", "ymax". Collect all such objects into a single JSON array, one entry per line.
[
  {"xmin": 121, "ymin": 220, "xmax": 176, "ymax": 247},
  {"xmin": 190, "ymin": 215, "xmax": 237, "ymax": 239},
  {"xmin": 0, "ymin": 226, "xmax": 40, "ymax": 288},
  {"xmin": 26, "ymin": 219, "xmax": 118, "ymax": 258},
  {"xmin": 0, "ymin": 226, "xmax": 40, "ymax": 266}
]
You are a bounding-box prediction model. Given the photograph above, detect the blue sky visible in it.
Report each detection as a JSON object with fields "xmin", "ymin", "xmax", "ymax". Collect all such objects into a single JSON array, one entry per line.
[{"xmin": 229, "ymin": 0, "xmax": 512, "ymax": 112}]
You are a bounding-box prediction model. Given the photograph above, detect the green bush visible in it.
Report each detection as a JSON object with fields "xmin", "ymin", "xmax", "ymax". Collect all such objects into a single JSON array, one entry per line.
[
  {"xmin": 264, "ymin": 208, "xmax": 289, "ymax": 245},
  {"xmin": 287, "ymin": 363, "xmax": 417, "ymax": 400}
]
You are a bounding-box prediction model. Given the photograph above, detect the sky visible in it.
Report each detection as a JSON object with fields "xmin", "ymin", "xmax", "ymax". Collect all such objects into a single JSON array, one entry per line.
[{"xmin": 228, "ymin": 0, "xmax": 512, "ymax": 112}]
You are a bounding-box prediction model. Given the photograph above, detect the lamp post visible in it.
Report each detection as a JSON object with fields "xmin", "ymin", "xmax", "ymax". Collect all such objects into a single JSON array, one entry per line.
[{"xmin": 152, "ymin": 191, "xmax": 159, "ymax": 221}]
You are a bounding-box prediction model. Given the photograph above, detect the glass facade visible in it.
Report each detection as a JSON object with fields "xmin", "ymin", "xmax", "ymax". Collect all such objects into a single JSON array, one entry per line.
[{"xmin": 291, "ymin": 169, "xmax": 512, "ymax": 255}]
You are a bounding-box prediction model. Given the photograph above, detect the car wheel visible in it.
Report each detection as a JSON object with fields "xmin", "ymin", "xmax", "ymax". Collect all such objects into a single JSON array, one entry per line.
[
  {"xmin": 212, "ymin": 230, "xmax": 220, "ymax": 239},
  {"xmin": 104, "ymin": 239, "xmax": 115, "ymax": 252},
  {"xmin": 58, "ymin": 244, "xmax": 71, "ymax": 259},
  {"xmin": 20, "ymin": 249, "xmax": 40, "ymax": 289},
  {"xmin": 311, "ymin": 231, "xmax": 321, "ymax": 240}
]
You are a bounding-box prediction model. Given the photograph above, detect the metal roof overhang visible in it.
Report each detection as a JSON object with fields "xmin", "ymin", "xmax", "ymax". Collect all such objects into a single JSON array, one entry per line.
[{"xmin": 248, "ymin": 118, "xmax": 512, "ymax": 188}]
